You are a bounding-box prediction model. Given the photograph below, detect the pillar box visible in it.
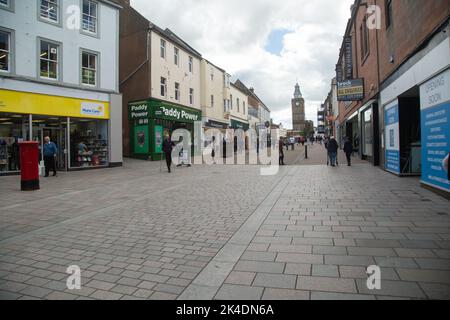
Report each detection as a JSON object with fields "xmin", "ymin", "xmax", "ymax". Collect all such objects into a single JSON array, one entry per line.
[{"xmin": 19, "ymin": 141, "xmax": 40, "ymax": 191}]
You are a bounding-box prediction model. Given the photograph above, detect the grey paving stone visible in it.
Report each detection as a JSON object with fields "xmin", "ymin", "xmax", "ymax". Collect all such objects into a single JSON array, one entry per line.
[
  {"xmin": 19, "ymin": 286, "xmax": 53, "ymax": 299},
  {"xmin": 253, "ymin": 273, "xmax": 297, "ymax": 289},
  {"xmin": 325, "ymin": 255, "xmax": 375, "ymax": 267},
  {"xmin": 84, "ymin": 280, "xmax": 116, "ymax": 291},
  {"xmin": 262, "ymin": 288, "xmax": 309, "ymax": 300},
  {"xmin": 311, "ymin": 292, "xmax": 375, "ymax": 300},
  {"xmin": 313, "ymin": 246, "xmax": 347, "ymax": 255},
  {"xmin": 396, "ymin": 268, "xmax": 450, "ymax": 284},
  {"xmin": 234, "ymin": 261, "xmax": 285, "ymax": 274},
  {"xmin": 312, "ymin": 265, "xmax": 339, "ymax": 277},
  {"xmin": 45, "ymin": 291, "xmax": 79, "ymax": 300},
  {"xmin": 419, "ymin": 283, "xmax": 450, "ymax": 300},
  {"xmin": 267, "ymin": 244, "xmax": 312, "ymax": 254},
  {"xmin": 394, "ymin": 248, "xmax": 437, "ymax": 258},
  {"xmin": 284, "ymin": 263, "xmax": 311, "ymax": 276},
  {"xmin": 224, "ymin": 271, "xmax": 256, "ymax": 286},
  {"xmin": 296, "ymin": 276, "xmax": 357, "ymax": 294},
  {"xmin": 241, "ymin": 251, "xmax": 277, "ymax": 262},
  {"xmin": 150, "ymin": 292, "xmax": 178, "ymax": 300},
  {"xmin": 356, "ymin": 279, "xmax": 426, "ymax": 298},
  {"xmin": 347, "ymin": 247, "xmax": 397, "ymax": 257},
  {"xmin": 375, "ymin": 257, "xmax": 419, "ymax": 268},
  {"xmin": 90, "ymin": 290, "xmax": 123, "ymax": 300},
  {"xmin": 215, "ymin": 284, "xmax": 264, "ymax": 300},
  {"xmin": 0, "ymin": 290, "xmax": 21, "ymax": 300},
  {"xmin": 276, "ymin": 253, "xmax": 323, "ymax": 264},
  {"xmin": 111, "ymin": 284, "xmax": 138, "ymax": 295}
]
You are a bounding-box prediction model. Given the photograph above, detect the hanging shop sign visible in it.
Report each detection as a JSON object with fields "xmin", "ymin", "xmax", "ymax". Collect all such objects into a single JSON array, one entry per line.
[
  {"xmin": 129, "ymin": 101, "xmax": 150, "ymax": 120},
  {"xmin": 420, "ymin": 69, "xmax": 450, "ymax": 192},
  {"xmin": 344, "ymin": 36, "xmax": 353, "ymax": 79},
  {"xmin": 384, "ymin": 102, "xmax": 400, "ymax": 175},
  {"xmin": 337, "ymin": 79, "xmax": 364, "ymax": 101}
]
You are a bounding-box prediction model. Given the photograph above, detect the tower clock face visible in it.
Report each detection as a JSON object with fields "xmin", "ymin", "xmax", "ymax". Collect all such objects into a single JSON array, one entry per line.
[{"xmin": 296, "ymin": 102, "xmax": 300, "ymax": 107}]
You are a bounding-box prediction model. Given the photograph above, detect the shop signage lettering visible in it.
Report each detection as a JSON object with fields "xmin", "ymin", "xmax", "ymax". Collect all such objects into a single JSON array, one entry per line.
[
  {"xmin": 81, "ymin": 102, "xmax": 105, "ymax": 117},
  {"xmin": 384, "ymin": 103, "xmax": 400, "ymax": 175},
  {"xmin": 344, "ymin": 36, "xmax": 353, "ymax": 79},
  {"xmin": 337, "ymin": 79, "xmax": 364, "ymax": 101},
  {"xmin": 159, "ymin": 106, "xmax": 200, "ymax": 122},
  {"xmin": 129, "ymin": 103, "xmax": 149, "ymax": 119}
]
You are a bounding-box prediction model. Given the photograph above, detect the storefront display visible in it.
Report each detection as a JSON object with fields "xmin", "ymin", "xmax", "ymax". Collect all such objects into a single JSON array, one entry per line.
[
  {"xmin": 129, "ymin": 98, "xmax": 202, "ymax": 161},
  {"xmin": 0, "ymin": 113, "xmax": 28, "ymax": 173}
]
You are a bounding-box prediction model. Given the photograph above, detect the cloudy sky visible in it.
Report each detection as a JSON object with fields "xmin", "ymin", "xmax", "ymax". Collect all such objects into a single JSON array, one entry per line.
[{"xmin": 131, "ymin": 0, "xmax": 354, "ymax": 128}]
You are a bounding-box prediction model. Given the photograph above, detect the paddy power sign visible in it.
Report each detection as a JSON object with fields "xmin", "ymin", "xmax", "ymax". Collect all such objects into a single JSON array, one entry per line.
[{"xmin": 129, "ymin": 100, "xmax": 201, "ymax": 123}]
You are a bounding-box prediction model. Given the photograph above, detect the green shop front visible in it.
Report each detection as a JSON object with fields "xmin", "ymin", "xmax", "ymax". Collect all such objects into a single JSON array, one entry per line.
[{"xmin": 128, "ymin": 99, "xmax": 202, "ymax": 161}]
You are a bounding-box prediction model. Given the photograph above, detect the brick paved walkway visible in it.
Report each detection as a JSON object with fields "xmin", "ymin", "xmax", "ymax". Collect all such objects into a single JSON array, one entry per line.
[{"xmin": 0, "ymin": 153, "xmax": 449, "ymax": 300}]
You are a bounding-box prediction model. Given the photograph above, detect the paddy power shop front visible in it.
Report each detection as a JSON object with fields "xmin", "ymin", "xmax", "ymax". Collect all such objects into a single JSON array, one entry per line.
[
  {"xmin": 0, "ymin": 89, "xmax": 112, "ymax": 173},
  {"xmin": 128, "ymin": 99, "xmax": 202, "ymax": 161}
]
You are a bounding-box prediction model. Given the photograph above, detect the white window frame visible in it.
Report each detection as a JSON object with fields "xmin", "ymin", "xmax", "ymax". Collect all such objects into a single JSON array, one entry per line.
[
  {"xmin": 80, "ymin": 49, "xmax": 99, "ymax": 87},
  {"xmin": 189, "ymin": 88, "xmax": 194, "ymax": 105},
  {"xmin": 0, "ymin": 0, "xmax": 14, "ymax": 12},
  {"xmin": 160, "ymin": 39, "xmax": 166, "ymax": 59},
  {"xmin": 38, "ymin": 38, "xmax": 62, "ymax": 81},
  {"xmin": 188, "ymin": 56, "xmax": 193, "ymax": 73},
  {"xmin": 174, "ymin": 47, "xmax": 179, "ymax": 66},
  {"xmin": 81, "ymin": 0, "xmax": 99, "ymax": 37},
  {"xmin": 38, "ymin": 0, "xmax": 62, "ymax": 27},
  {"xmin": 0, "ymin": 28, "xmax": 14, "ymax": 74},
  {"xmin": 160, "ymin": 77, "xmax": 167, "ymax": 97},
  {"xmin": 175, "ymin": 82, "xmax": 180, "ymax": 101}
]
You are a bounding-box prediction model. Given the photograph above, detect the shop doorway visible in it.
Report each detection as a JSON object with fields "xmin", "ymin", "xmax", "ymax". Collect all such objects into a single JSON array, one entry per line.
[
  {"xmin": 345, "ymin": 115, "xmax": 360, "ymax": 154},
  {"xmin": 36, "ymin": 127, "xmax": 68, "ymax": 171}
]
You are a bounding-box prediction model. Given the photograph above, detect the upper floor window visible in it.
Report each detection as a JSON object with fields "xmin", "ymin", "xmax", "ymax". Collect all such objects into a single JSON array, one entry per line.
[
  {"xmin": 237, "ymin": 98, "xmax": 240, "ymax": 113},
  {"xmin": 0, "ymin": 0, "xmax": 14, "ymax": 11},
  {"xmin": 160, "ymin": 77, "xmax": 167, "ymax": 97},
  {"xmin": 360, "ymin": 17, "xmax": 370, "ymax": 61},
  {"xmin": 188, "ymin": 56, "xmax": 193, "ymax": 73},
  {"xmin": 386, "ymin": 0, "xmax": 393, "ymax": 28},
  {"xmin": 0, "ymin": 31, "xmax": 11, "ymax": 72},
  {"xmin": 40, "ymin": 40, "xmax": 60, "ymax": 80},
  {"xmin": 243, "ymin": 101, "xmax": 246, "ymax": 115},
  {"xmin": 160, "ymin": 39, "xmax": 166, "ymax": 59},
  {"xmin": 230, "ymin": 94, "xmax": 233, "ymax": 110},
  {"xmin": 174, "ymin": 47, "xmax": 179, "ymax": 66},
  {"xmin": 82, "ymin": 0, "xmax": 98, "ymax": 34},
  {"xmin": 40, "ymin": 0, "xmax": 59, "ymax": 24},
  {"xmin": 81, "ymin": 51, "xmax": 98, "ymax": 86},
  {"xmin": 189, "ymin": 88, "xmax": 194, "ymax": 105},
  {"xmin": 224, "ymin": 74, "xmax": 230, "ymax": 88},
  {"xmin": 210, "ymin": 67, "xmax": 214, "ymax": 81},
  {"xmin": 175, "ymin": 82, "xmax": 180, "ymax": 101},
  {"xmin": 211, "ymin": 95, "xmax": 214, "ymax": 108}
]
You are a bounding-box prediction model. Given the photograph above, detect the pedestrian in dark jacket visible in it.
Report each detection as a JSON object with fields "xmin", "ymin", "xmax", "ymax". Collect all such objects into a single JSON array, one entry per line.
[
  {"xmin": 162, "ymin": 134, "xmax": 175, "ymax": 173},
  {"xmin": 343, "ymin": 137, "xmax": 353, "ymax": 166},
  {"xmin": 43, "ymin": 136, "xmax": 57, "ymax": 177},
  {"xmin": 327, "ymin": 136, "xmax": 339, "ymax": 167},
  {"xmin": 279, "ymin": 139, "xmax": 285, "ymax": 166}
]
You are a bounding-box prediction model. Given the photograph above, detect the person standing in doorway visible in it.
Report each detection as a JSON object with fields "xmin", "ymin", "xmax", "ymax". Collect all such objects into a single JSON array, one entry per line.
[
  {"xmin": 43, "ymin": 136, "xmax": 57, "ymax": 177},
  {"xmin": 162, "ymin": 134, "xmax": 175, "ymax": 173},
  {"xmin": 327, "ymin": 136, "xmax": 339, "ymax": 167},
  {"xmin": 343, "ymin": 137, "xmax": 353, "ymax": 166}
]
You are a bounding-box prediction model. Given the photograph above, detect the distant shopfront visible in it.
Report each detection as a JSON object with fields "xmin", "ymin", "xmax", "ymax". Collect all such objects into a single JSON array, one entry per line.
[
  {"xmin": 128, "ymin": 98, "xmax": 202, "ymax": 161},
  {"xmin": 0, "ymin": 89, "xmax": 119, "ymax": 175}
]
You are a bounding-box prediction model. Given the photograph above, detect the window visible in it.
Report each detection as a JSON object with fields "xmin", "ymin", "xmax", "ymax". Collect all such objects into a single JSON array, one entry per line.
[
  {"xmin": 0, "ymin": 31, "xmax": 10, "ymax": 72},
  {"xmin": 360, "ymin": 17, "xmax": 370, "ymax": 61},
  {"xmin": 211, "ymin": 95, "xmax": 214, "ymax": 108},
  {"xmin": 189, "ymin": 88, "xmax": 194, "ymax": 105},
  {"xmin": 40, "ymin": 40, "xmax": 59, "ymax": 80},
  {"xmin": 175, "ymin": 82, "xmax": 180, "ymax": 101},
  {"xmin": 174, "ymin": 47, "xmax": 179, "ymax": 66},
  {"xmin": 188, "ymin": 56, "xmax": 193, "ymax": 73},
  {"xmin": 160, "ymin": 39, "xmax": 166, "ymax": 59},
  {"xmin": 82, "ymin": 0, "xmax": 98, "ymax": 34},
  {"xmin": 230, "ymin": 94, "xmax": 233, "ymax": 110},
  {"xmin": 210, "ymin": 67, "xmax": 214, "ymax": 81},
  {"xmin": 0, "ymin": 0, "xmax": 13, "ymax": 11},
  {"xmin": 224, "ymin": 99, "xmax": 227, "ymax": 113},
  {"xmin": 224, "ymin": 74, "xmax": 230, "ymax": 88},
  {"xmin": 243, "ymin": 101, "xmax": 246, "ymax": 115},
  {"xmin": 237, "ymin": 98, "xmax": 240, "ymax": 113},
  {"xmin": 40, "ymin": 0, "xmax": 59, "ymax": 23},
  {"xmin": 160, "ymin": 77, "xmax": 167, "ymax": 97},
  {"xmin": 386, "ymin": 0, "xmax": 393, "ymax": 28},
  {"xmin": 81, "ymin": 51, "xmax": 98, "ymax": 86}
]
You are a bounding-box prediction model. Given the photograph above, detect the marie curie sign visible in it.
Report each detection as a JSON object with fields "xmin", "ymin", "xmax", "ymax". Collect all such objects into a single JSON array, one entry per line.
[{"xmin": 420, "ymin": 69, "xmax": 450, "ymax": 192}]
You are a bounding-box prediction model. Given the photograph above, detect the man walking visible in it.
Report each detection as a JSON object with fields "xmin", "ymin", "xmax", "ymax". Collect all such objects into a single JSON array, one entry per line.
[
  {"xmin": 343, "ymin": 137, "xmax": 353, "ymax": 166},
  {"xmin": 43, "ymin": 136, "xmax": 57, "ymax": 177},
  {"xmin": 327, "ymin": 136, "xmax": 339, "ymax": 167},
  {"xmin": 279, "ymin": 138, "xmax": 285, "ymax": 166},
  {"xmin": 162, "ymin": 134, "xmax": 175, "ymax": 173}
]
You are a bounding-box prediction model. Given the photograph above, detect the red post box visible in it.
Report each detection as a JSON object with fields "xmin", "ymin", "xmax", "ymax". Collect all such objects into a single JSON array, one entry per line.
[{"xmin": 19, "ymin": 141, "xmax": 40, "ymax": 191}]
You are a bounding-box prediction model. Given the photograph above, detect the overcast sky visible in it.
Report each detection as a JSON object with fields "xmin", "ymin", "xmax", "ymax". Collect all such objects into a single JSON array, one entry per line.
[{"xmin": 131, "ymin": 0, "xmax": 354, "ymax": 129}]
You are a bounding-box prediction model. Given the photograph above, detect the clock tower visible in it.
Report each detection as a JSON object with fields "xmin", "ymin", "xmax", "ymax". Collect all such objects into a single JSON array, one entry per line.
[{"xmin": 292, "ymin": 83, "xmax": 306, "ymax": 132}]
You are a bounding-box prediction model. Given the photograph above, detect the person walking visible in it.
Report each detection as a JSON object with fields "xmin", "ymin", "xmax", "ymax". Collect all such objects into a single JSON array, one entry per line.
[
  {"xmin": 279, "ymin": 138, "xmax": 285, "ymax": 166},
  {"xmin": 343, "ymin": 137, "xmax": 353, "ymax": 166},
  {"xmin": 211, "ymin": 136, "xmax": 217, "ymax": 164},
  {"xmin": 162, "ymin": 134, "xmax": 175, "ymax": 173},
  {"xmin": 43, "ymin": 136, "xmax": 57, "ymax": 177},
  {"xmin": 327, "ymin": 136, "xmax": 339, "ymax": 167}
]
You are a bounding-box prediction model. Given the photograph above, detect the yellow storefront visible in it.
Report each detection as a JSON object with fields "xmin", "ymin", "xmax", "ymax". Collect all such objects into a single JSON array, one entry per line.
[{"xmin": 0, "ymin": 89, "xmax": 111, "ymax": 173}]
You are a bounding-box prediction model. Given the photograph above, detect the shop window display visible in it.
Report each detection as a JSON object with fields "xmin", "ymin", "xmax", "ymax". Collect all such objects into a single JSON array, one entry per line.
[
  {"xmin": 70, "ymin": 119, "xmax": 108, "ymax": 168},
  {"xmin": 0, "ymin": 113, "xmax": 27, "ymax": 173}
]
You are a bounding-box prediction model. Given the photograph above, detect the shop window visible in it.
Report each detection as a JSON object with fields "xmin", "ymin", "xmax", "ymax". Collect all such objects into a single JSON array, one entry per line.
[
  {"xmin": 39, "ymin": 0, "xmax": 59, "ymax": 24},
  {"xmin": 0, "ymin": 31, "xmax": 10, "ymax": 72},
  {"xmin": 175, "ymin": 82, "xmax": 180, "ymax": 101},
  {"xmin": 386, "ymin": 0, "xmax": 393, "ymax": 28},
  {"xmin": 82, "ymin": 0, "xmax": 98, "ymax": 35},
  {"xmin": 0, "ymin": 113, "xmax": 26, "ymax": 173},
  {"xmin": 160, "ymin": 77, "xmax": 167, "ymax": 97},
  {"xmin": 40, "ymin": 40, "xmax": 59, "ymax": 80},
  {"xmin": 70, "ymin": 118, "xmax": 108, "ymax": 168},
  {"xmin": 174, "ymin": 47, "xmax": 179, "ymax": 66},
  {"xmin": 81, "ymin": 51, "xmax": 98, "ymax": 86},
  {"xmin": 160, "ymin": 39, "xmax": 166, "ymax": 59}
]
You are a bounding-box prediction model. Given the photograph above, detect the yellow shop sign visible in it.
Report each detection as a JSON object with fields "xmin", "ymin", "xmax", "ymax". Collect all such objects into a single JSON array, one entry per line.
[{"xmin": 0, "ymin": 89, "xmax": 110, "ymax": 119}]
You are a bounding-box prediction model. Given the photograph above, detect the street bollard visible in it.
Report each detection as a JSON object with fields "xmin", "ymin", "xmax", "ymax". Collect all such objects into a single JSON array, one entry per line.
[{"xmin": 305, "ymin": 145, "xmax": 308, "ymax": 159}]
